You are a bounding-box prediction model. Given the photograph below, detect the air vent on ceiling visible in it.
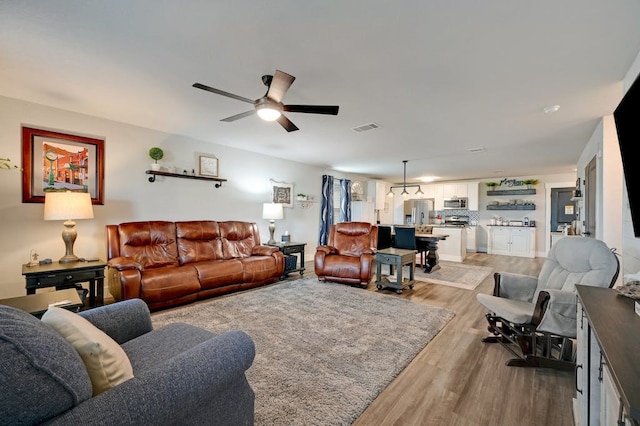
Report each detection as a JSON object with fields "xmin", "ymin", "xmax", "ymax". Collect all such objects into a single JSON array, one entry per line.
[
  {"xmin": 468, "ymin": 147, "xmax": 486, "ymax": 153},
  {"xmin": 352, "ymin": 122, "xmax": 381, "ymax": 132}
]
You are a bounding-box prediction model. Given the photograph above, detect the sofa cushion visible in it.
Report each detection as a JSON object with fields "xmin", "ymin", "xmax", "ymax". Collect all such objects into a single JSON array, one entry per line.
[
  {"xmin": 219, "ymin": 221, "xmax": 259, "ymax": 259},
  {"xmin": 118, "ymin": 221, "xmax": 179, "ymax": 269},
  {"xmin": 0, "ymin": 305, "xmax": 92, "ymax": 423},
  {"xmin": 42, "ymin": 306, "xmax": 134, "ymax": 396},
  {"xmin": 194, "ymin": 259, "xmax": 244, "ymax": 290},
  {"xmin": 140, "ymin": 265, "xmax": 202, "ymax": 302},
  {"xmin": 176, "ymin": 221, "xmax": 224, "ymax": 264}
]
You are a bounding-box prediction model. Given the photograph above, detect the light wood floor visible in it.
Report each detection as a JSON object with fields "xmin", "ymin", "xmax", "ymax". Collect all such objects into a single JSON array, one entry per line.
[{"xmin": 295, "ymin": 253, "xmax": 575, "ymax": 426}]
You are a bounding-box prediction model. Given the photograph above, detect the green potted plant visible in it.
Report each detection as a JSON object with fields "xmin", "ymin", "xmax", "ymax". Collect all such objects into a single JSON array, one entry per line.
[
  {"xmin": 522, "ymin": 179, "xmax": 539, "ymax": 189},
  {"xmin": 485, "ymin": 181, "xmax": 498, "ymax": 189},
  {"xmin": 148, "ymin": 147, "xmax": 164, "ymax": 171},
  {"xmin": 296, "ymin": 193, "xmax": 307, "ymax": 201}
]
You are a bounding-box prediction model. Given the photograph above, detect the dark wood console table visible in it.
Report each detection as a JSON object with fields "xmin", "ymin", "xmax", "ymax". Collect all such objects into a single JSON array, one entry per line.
[
  {"xmin": 576, "ymin": 285, "xmax": 640, "ymax": 423},
  {"xmin": 22, "ymin": 260, "xmax": 106, "ymax": 308}
]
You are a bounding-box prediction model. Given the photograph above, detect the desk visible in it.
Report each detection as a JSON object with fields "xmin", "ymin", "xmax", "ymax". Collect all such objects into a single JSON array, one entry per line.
[
  {"xmin": 375, "ymin": 248, "xmax": 416, "ymax": 294},
  {"xmin": 266, "ymin": 242, "xmax": 306, "ymax": 279},
  {"xmin": 22, "ymin": 260, "xmax": 106, "ymax": 308},
  {"xmin": 0, "ymin": 288, "xmax": 83, "ymax": 318},
  {"xmin": 415, "ymin": 233, "xmax": 448, "ymax": 273}
]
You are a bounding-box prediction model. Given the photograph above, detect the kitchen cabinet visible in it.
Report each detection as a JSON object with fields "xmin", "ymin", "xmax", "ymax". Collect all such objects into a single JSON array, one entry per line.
[
  {"xmin": 466, "ymin": 226, "xmax": 477, "ymax": 252},
  {"xmin": 367, "ymin": 180, "xmax": 386, "ymax": 210},
  {"xmin": 467, "ymin": 182, "xmax": 479, "ymax": 210},
  {"xmin": 442, "ymin": 183, "xmax": 468, "ymax": 199},
  {"xmin": 574, "ymin": 286, "xmax": 640, "ymax": 426},
  {"xmin": 351, "ymin": 201, "xmax": 375, "ymax": 224},
  {"xmin": 487, "ymin": 226, "xmax": 535, "ymax": 258}
]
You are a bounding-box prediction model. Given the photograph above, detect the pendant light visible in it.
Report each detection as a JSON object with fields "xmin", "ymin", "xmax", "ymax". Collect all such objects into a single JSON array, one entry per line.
[{"xmin": 387, "ymin": 160, "xmax": 423, "ymax": 197}]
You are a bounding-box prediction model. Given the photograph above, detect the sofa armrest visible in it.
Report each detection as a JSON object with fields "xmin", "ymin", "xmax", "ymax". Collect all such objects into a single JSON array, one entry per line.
[
  {"xmin": 107, "ymin": 257, "xmax": 142, "ymax": 271},
  {"xmin": 316, "ymin": 245, "xmax": 337, "ymax": 255},
  {"xmin": 251, "ymin": 245, "xmax": 279, "ymax": 256},
  {"xmin": 47, "ymin": 331, "xmax": 256, "ymax": 426},
  {"xmin": 78, "ymin": 299, "xmax": 153, "ymax": 344},
  {"xmin": 494, "ymin": 271, "xmax": 538, "ymax": 302}
]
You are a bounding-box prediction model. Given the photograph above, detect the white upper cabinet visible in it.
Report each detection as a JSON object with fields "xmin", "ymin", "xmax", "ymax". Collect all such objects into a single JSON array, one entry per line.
[
  {"xmin": 442, "ymin": 183, "xmax": 468, "ymax": 199},
  {"xmin": 367, "ymin": 180, "xmax": 386, "ymax": 210},
  {"xmin": 467, "ymin": 182, "xmax": 479, "ymax": 210}
]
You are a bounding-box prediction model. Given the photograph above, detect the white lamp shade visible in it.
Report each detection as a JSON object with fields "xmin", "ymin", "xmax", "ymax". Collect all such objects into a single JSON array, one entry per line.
[
  {"xmin": 256, "ymin": 106, "xmax": 282, "ymax": 121},
  {"xmin": 262, "ymin": 203, "xmax": 284, "ymax": 220},
  {"xmin": 44, "ymin": 191, "xmax": 94, "ymax": 221}
]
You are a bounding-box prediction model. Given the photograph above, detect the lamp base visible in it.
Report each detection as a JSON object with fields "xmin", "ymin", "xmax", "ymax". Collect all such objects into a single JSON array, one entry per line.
[
  {"xmin": 60, "ymin": 220, "xmax": 80, "ymax": 264},
  {"xmin": 267, "ymin": 220, "xmax": 277, "ymax": 245},
  {"xmin": 59, "ymin": 254, "xmax": 80, "ymax": 264}
]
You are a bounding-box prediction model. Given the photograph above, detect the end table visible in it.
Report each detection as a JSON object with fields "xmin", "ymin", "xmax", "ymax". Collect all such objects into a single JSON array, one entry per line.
[{"xmin": 265, "ymin": 242, "xmax": 306, "ymax": 279}]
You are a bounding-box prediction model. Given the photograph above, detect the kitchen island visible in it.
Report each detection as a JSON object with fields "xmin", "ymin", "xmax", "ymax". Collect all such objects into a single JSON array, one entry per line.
[{"xmin": 430, "ymin": 226, "xmax": 467, "ymax": 262}]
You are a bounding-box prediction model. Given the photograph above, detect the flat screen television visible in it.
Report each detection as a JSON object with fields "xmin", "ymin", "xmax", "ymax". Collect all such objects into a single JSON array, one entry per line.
[{"xmin": 614, "ymin": 73, "xmax": 640, "ymax": 237}]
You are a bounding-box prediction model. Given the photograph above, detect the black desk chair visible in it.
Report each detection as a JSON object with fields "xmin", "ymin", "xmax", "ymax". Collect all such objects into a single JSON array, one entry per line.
[
  {"xmin": 377, "ymin": 226, "xmax": 393, "ymax": 250},
  {"xmin": 390, "ymin": 227, "xmax": 417, "ymax": 276}
]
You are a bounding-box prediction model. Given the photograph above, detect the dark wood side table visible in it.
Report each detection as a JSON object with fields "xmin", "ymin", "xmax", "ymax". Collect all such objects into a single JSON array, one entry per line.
[
  {"xmin": 266, "ymin": 242, "xmax": 306, "ymax": 279},
  {"xmin": 0, "ymin": 288, "xmax": 83, "ymax": 318},
  {"xmin": 375, "ymin": 247, "xmax": 416, "ymax": 294},
  {"xmin": 21, "ymin": 260, "xmax": 107, "ymax": 308}
]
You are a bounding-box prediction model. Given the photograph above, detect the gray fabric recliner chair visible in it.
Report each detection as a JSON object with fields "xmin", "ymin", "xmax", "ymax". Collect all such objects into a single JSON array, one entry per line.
[
  {"xmin": 0, "ymin": 299, "xmax": 255, "ymax": 425},
  {"xmin": 476, "ymin": 237, "xmax": 619, "ymax": 370}
]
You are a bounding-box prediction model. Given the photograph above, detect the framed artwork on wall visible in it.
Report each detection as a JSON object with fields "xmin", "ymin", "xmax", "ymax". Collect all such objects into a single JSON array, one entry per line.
[
  {"xmin": 21, "ymin": 127, "xmax": 105, "ymax": 204},
  {"xmin": 198, "ymin": 154, "xmax": 219, "ymax": 177},
  {"xmin": 270, "ymin": 179, "xmax": 294, "ymax": 208}
]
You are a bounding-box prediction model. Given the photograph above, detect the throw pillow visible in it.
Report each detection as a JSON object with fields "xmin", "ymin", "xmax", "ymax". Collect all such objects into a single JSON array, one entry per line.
[{"xmin": 41, "ymin": 306, "xmax": 134, "ymax": 395}]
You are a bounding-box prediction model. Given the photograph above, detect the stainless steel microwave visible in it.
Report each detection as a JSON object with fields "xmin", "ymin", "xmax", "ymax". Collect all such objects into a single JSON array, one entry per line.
[{"xmin": 443, "ymin": 198, "xmax": 468, "ymax": 209}]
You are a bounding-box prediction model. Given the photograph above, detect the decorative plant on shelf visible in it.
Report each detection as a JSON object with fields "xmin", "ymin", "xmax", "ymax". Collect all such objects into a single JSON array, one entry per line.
[
  {"xmin": 148, "ymin": 147, "xmax": 164, "ymax": 171},
  {"xmin": 485, "ymin": 182, "xmax": 498, "ymax": 188},
  {"xmin": 0, "ymin": 157, "xmax": 23, "ymax": 171},
  {"xmin": 296, "ymin": 193, "xmax": 307, "ymax": 201},
  {"xmin": 522, "ymin": 179, "xmax": 539, "ymax": 188}
]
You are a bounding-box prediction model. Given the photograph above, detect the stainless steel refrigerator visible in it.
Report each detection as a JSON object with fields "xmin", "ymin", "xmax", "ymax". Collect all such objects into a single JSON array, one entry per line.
[{"xmin": 404, "ymin": 199, "xmax": 434, "ymax": 225}]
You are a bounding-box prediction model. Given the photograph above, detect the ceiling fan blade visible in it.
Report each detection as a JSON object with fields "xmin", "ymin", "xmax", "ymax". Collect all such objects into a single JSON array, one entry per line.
[
  {"xmin": 283, "ymin": 104, "xmax": 339, "ymax": 115},
  {"xmin": 221, "ymin": 110, "xmax": 256, "ymax": 122},
  {"xmin": 277, "ymin": 114, "xmax": 299, "ymax": 132},
  {"xmin": 266, "ymin": 70, "xmax": 295, "ymax": 103},
  {"xmin": 193, "ymin": 83, "xmax": 255, "ymax": 104}
]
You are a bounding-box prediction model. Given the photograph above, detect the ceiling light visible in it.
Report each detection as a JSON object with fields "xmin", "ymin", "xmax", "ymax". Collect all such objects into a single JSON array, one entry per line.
[
  {"xmin": 256, "ymin": 105, "xmax": 282, "ymax": 121},
  {"xmin": 387, "ymin": 160, "xmax": 423, "ymax": 197},
  {"xmin": 543, "ymin": 105, "xmax": 560, "ymax": 114}
]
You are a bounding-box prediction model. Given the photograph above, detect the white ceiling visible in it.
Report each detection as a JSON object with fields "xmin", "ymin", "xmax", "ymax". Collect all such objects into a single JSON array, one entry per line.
[{"xmin": 2, "ymin": 1, "xmax": 640, "ymax": 184}]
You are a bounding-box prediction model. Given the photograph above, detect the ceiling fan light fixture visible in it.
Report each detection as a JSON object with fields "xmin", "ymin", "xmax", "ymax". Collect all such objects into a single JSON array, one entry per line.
[{"xmin": 256, "ymin": 105, "xmax": 282, "ymax": 121}]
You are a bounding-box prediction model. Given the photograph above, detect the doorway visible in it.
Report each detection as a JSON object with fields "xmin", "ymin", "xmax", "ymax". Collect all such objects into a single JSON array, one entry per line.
[
  {"xmin": 551, "ymin": 187, "xmax": 576, "ymax": 233},
  {"xmin": 584, "ymin": 156, "xmax": 596, "ymax": 238}
]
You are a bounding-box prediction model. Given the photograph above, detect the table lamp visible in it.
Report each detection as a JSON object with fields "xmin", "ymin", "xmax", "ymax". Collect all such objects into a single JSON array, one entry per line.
[
  {"xmin": 44, "ymin": 191, "xmax": 94, "ymax": 263},
  {"xmin": 262, "ymin": 202, "xmax": 284, "ymax": 245}
]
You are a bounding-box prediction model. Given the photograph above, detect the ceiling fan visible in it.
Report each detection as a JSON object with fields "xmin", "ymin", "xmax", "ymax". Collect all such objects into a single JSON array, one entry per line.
[{"xmin": 193, "ymin": 70, "xmax": 339, "ymax": 132}]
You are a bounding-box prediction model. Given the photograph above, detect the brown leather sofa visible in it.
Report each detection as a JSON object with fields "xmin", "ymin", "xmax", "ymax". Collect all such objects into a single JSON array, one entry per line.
[
  {"xmin": 106, "ymin": 220, "xmax": 284, "ymax": 310},
  {"xmin": 314, "ymin": 222, "xmax": 378, "ymax": 288}
]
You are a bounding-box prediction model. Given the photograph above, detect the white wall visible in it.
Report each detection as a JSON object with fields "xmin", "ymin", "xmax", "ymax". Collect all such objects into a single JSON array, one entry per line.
[{"xmin": 0, "ymin": 96, "xmax": 364, "ymax": 298}]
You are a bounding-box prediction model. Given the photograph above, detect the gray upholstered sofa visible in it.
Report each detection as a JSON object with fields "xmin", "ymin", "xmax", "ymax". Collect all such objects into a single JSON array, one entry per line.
[{"xmin": 0, "ymin": 299, "xmax": 255, "ymax": 425}]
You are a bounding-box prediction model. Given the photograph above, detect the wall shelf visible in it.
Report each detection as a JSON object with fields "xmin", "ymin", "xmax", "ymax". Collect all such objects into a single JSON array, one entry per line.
[
  {"xmin": 487, "ymin": 189, "xmax": 536, "ymax": 196},
  {"xmin": 486, "ymin": 204, "xmax": 535, "ymax": 210},
  {"xmin": 297, "ymin": 200, "xmax": 317, "ymax": 209},
  {"xmin": 145, "ymin": 170, "xmax": 227, "ymax": 188}
]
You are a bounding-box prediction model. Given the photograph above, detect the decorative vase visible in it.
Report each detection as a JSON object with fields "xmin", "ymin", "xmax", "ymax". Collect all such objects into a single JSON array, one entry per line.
[{"xmin": 150, "ymin": 163, "xmax": 160, "ymax": 171}]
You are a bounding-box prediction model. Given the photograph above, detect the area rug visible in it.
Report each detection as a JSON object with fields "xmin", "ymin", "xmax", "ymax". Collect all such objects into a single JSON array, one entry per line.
[
  {"xmin": 151, "ymin": 277, "xmax": 454, "ymax": 425},
  {"xmin": 411, "ymin": 261, "xmax": 493, "ymax": 290}
]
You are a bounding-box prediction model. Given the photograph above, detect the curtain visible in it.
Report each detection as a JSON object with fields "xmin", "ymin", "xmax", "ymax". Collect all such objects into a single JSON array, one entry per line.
[
  {"xmin": 339, "ymin": 178, "xmax": 351, "ymax": 222},
  {"xmin": 318, "ymin": 175, "xmax": 334, "ymax": 245}
]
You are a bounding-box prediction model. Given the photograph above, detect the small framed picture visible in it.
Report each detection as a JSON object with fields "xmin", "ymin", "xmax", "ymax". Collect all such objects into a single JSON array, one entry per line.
[{"xmin": 198, "ymin": 155, "xmax": 218, "ymax": 177}]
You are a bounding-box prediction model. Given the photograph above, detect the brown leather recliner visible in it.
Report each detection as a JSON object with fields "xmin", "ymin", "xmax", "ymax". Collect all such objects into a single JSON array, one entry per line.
[{"xmin": 314, "ymin": 222, "xmax": 378, "ymax": 288}]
